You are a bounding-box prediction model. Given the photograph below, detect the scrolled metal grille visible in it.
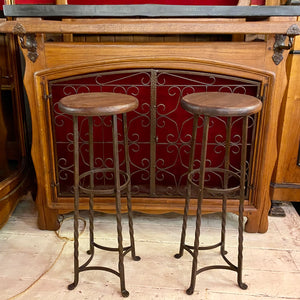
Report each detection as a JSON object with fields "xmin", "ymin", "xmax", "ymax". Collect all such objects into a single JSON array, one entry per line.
[{"xmin": 49, "ymin": 69, "xmax": 261, "ymax": 200}]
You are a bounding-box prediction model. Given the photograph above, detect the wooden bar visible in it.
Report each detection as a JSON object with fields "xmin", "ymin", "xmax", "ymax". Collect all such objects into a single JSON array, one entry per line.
[{"xmin": 0, "ymin": 9, "xmax": 298, "ymax": 233}]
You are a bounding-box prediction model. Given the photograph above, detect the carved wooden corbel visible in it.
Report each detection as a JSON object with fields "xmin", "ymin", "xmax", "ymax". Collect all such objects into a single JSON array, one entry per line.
[
  {"xmin": 273, "ymin": 24, "xmax": 300, "ymax": 65},
  {"xmin": 13, "ymin": 23, "xmax": 38, "ymax": 63}
]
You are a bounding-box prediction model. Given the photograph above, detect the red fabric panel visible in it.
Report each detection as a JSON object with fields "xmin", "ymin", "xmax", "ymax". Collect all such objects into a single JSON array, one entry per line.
[
  {"xmin": 14, "ymin": 1, "xmax": 55, "ymax": 3},
  {"xmin": 251, "ymin": 0, "xmax": 265, "ymax": 4}
]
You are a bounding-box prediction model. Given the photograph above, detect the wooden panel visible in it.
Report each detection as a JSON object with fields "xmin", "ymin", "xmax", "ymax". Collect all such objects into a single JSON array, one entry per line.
[
  {"xmin": 271, "ymin": 186, "xmax": 300, "ymax": 202},
  {"xmin": 44, "ymin": 42, "xmax": 267, "ymax": 70},
  {"xmin": 0, "ymin": 33, "xmax": 10, "ymax": 86},
  {"xmin": 277, "ymin": 53, "xmax": 300, "ymax": 183},
  {"xmin": 271, "ymin": 35, "xmax": 300, "ymax": 201}
]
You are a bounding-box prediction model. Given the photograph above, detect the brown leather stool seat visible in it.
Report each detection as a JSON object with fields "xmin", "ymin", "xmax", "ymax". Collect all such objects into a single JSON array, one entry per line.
[
  {"xmin": 59, "ymin": 92, "xmax": 140, "ymax": 298},
  {"xmin": 175, "ymin": 92, "xmax": 262, "ymax": 295}
]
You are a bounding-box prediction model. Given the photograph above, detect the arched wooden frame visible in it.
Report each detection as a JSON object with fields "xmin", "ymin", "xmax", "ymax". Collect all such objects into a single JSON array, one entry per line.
[{"xmin": 28, "ymin": 43, "xmax": 276, "ymax": 233}]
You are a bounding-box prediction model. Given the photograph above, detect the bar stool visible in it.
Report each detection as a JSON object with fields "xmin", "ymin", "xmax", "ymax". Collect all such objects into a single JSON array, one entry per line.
[
  {"xmin": 58, "ymin": 92, "xmax": 140, "ymax": 297},
  {"xmin": 175, "ymin": 92, "xmax": 262, "ymax": 295}
]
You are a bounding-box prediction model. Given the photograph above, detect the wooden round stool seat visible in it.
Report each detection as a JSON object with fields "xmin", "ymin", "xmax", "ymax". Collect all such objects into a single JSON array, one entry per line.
[
  {"xmin": 181, "ymin": 92, "xmax": 262, "ymax": 117},
  {"xmin": 58, "ymin": 92, "xmax": 138, "ymax": 116}
]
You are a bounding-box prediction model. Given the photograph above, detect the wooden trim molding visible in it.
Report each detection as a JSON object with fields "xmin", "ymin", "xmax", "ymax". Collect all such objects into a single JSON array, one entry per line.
[
  {"xmin": 1, "ymin": 18, "xmax": 300, "ymax": 35},
  {"xmin": 270, "ymin": 182, "xmax": 300, "ymax": 202}
]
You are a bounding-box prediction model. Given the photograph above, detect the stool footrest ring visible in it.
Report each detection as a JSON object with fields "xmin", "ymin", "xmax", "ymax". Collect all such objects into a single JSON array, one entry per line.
[
  {"xmin": 188, "ymin": 167, "xmax": 241, "ymax": 195},
  {"xmin": 78, "ymin": 168, "xmax": 130, "ymax": 196}
]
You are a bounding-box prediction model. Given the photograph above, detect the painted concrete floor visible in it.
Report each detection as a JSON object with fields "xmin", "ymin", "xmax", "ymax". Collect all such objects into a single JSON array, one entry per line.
[{"xmin": 0, "ymin": 195, "xmax": 299, "ymax": 300}]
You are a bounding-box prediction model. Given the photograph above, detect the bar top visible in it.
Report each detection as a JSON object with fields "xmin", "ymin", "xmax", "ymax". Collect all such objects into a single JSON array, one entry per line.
[{"xmin": 3, "ymin": 4, "xmax": 300, "ymax": 18}]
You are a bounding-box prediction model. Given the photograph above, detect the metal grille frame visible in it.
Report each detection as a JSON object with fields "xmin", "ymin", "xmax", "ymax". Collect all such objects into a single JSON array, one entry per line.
[{"xmin": 49, "ymin": 68, "xmax": 262, "ymax": 201}]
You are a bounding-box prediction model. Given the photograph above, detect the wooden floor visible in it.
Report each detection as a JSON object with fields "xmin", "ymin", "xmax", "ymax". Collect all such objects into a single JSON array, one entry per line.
[{"xmin": 0, "ymin": 195, "xmax": 299, "ymax": 300}]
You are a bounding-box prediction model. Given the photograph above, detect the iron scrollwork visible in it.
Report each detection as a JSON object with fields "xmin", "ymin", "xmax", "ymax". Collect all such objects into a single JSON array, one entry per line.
[
  {"xmin": 49, "ymin": 69, "xmax": 261, "ymax": 199},
  {"xmin": 13, "ymin": 23, "xmax": 38, "ymax": 63},
  {"xmin": 273, "ymin": 24, "xmax": 300, "ymax": 65}
]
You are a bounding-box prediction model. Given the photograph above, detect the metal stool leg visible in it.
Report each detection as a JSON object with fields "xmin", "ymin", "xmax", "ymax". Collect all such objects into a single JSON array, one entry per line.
[
  {"xmin": 175, "ymin": 114, "xmax": 198, "ymax": 259},
  {"xmin": 237, "ymin": 116, "xmax": 248, "ymax": 290},
  {"xmin": 221, "ymin": 117, "xmax": 232, "ymax": 257},
  {"xmin": 123, "ymin": 113, "xmax": 141, "ymax": 262},
  {"xmin": 187, "ymin": 115, "xmax": 210, "ymax": 295},
  {"xmin": 68, "ymin": 115, "xmax": 80, "ymax": 290},
  {"xmin": 87, "ymin": 117, "xmax": 95, "ymax": 257},
  {"xmin": 112, "ymin": 114, "xmax": 129, "ymax": 298}
]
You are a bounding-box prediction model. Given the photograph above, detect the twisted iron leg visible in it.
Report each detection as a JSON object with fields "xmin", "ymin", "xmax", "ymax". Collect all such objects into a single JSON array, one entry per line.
[
  {"xmin": 68, "ymin": 116, "xmax": 80, "ymax": 290},
  {"xmin": 123, "ymin": 114, "xmax": 140, "ymax": 262},
  {"xmin": 174, "ymin": 182, "xmax": 192, "ymax": 259},
  {"xmin": 220, "ymin": 196, "xmax": 227, "ymax": 256},
  {"xmin": 221, "ymin": 117, "xmax": 232, "ymax": 256},
  {"xmin": 87, "ymin": 117, "xmax": 95, "ymax": 257},
  {"xmin": 237, "ymin": 117, "xmax": 248, "ymax": 290},
  {"xmin": 187, "ymin": 115, "xmax": 210, "ymax": 295},
  {"xmin": 112, "ymin": 115, "xmax": 129, "ymax": 297},
  {"xmin": 175, "ymin": 115, "xmax": 198, "ymax": 259}
]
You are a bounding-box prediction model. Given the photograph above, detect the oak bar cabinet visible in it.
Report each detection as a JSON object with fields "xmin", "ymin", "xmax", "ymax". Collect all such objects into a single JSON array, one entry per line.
[
  {"xmin": 271, "ymin": 33, "xmax": 300, "ymax": 203},
  {"xmin": 0, "ymin": 17, "xmax": 31, "ymax": 229},
  {"xmin": 1, "ymin": 3, "xmax": 300, "ymax": 232}
]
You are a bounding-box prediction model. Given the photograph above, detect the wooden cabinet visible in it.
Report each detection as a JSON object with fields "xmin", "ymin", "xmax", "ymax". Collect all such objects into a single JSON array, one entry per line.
[
  {"xmin": 271, "ymin": 35, "xmax": 300, "ymax": 202},
  {"xmin": 19, "ymin": 31, "xmax": 291, "ymax": 233},
  {"xmin": 1, "ymin": 12, "xmax": 297, "ymax": 233},
  {"xmin": 0, "ymin": 29, "xmax": 32, "ymax": 228}
]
